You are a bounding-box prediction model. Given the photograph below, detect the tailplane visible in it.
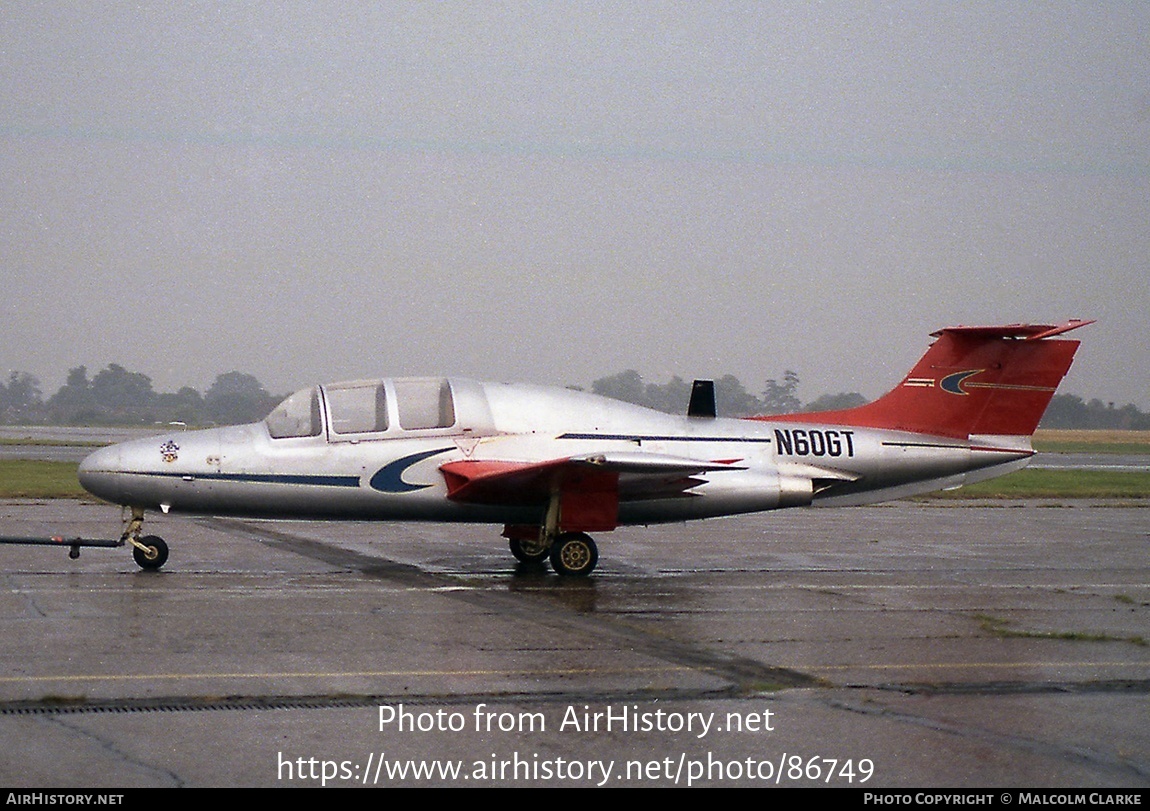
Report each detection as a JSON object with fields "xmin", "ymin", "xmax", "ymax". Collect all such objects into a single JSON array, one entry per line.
[{"xmin": 759, "ymin": 320, "xmax": 1091, "ymax": 439}]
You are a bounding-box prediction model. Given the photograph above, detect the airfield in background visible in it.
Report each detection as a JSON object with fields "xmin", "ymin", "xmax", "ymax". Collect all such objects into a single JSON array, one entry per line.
[{"xmin": 0, "ymin": 430, "xmax": 1145, "ymax": 787}]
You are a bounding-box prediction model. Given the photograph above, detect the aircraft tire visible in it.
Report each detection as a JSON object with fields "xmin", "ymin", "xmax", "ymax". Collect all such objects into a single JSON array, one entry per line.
[
  {"xmin": 509, "ymin": 537, "xmax": 549, "ymax": 564},
  {"xmin": 133, "ymin": 535, "xmax": 169, "ymax": 571},
  {"xmin": 549, "ymin": 532, "xmax": 598, "ymax": 577}
]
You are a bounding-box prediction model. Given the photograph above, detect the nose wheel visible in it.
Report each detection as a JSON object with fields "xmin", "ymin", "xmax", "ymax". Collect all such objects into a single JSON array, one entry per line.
[
  {"xmin": 131, "ymin": 535, "xmax": 169, "ymax": 571},
  {"xmin": 121, "ymin": 507, "xmax": 169, "ymax": 571}
]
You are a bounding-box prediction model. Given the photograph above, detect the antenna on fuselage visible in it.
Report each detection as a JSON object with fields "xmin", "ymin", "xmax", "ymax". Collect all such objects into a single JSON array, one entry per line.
[{"xmin": 687, "ymin": 379, "xmax": 717, "ymax": 418}]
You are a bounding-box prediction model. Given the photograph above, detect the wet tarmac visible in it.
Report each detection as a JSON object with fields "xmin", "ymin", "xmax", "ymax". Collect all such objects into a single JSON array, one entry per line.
[
  {"xmin": 1030, "ymin": 454, "xmax": 1150, "ymax": 473},
  {"xmin": 0, "ymin": 499, "xmax": 1146, "ymax": 787}
]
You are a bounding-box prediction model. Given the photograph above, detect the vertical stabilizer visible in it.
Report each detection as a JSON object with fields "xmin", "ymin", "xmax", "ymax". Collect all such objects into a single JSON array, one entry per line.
[{"xmin": 758, "ymin": 320, "xmax": 1091, "ymax": 439}]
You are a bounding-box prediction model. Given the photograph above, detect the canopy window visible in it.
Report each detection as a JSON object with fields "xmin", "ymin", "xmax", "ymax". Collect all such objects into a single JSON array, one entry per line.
[{"xmin": 394, "ymin": 378, "xmax": 456, "ymax": 430}]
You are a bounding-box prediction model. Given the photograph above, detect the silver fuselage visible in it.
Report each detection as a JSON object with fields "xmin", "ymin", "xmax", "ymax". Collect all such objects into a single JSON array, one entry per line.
[{"xmin": 78, "ymin": 378, "xmax": 1032, "ymax": 525}]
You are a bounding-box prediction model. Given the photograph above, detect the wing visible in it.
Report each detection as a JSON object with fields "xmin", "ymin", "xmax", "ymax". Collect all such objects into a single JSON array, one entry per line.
[{"xmin": 440, "ymin": 452, "xmax": 744, "ymax": 531}]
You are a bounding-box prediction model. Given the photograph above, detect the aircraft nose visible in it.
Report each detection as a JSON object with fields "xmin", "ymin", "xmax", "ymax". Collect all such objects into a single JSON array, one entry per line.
[{"xmin": 78, "ymin": 444, "xmax": 124, "ymax": 504}]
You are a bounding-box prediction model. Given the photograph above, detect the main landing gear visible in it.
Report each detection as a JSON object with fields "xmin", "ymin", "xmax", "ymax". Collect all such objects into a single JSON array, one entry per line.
[
  {"xmin": 505, "ymin": 488, "xmax": 601, "ymax": 577},
  {"xmin": 508, "ymin": 535, "xmax": 550, "ymax": 564},
  {"xmin": 548, "ymin": 532, "xmax": 598, "ymax": 577},
  {"xmin": 508, "ymin": 531, "xmax": 599, "ymax": 576},
  {"xmin": 506, "ymin": 487, "xmax": 602, "ymax": 575}
]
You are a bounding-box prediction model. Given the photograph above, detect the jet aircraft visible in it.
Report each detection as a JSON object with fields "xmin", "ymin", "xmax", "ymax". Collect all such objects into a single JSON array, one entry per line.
[{"xmin": 77, "ymin": 320, "xmax": 1090, "ymax": 576}]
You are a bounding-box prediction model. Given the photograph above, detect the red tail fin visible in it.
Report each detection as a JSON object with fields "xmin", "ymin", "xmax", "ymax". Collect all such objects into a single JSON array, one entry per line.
[{"xmin": 763, "ymin": 320, "xmax": 1091, "ymax": 439}]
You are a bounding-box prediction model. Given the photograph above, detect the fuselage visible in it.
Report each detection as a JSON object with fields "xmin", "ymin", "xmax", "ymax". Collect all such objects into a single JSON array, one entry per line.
[{"xmin": 78, "ymin": 376, "xmax": 1033, "ymax": 525}]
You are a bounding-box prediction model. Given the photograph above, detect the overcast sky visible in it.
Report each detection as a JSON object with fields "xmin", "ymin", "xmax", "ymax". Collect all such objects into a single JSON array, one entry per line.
[{"xmin": 2, "ymin": 2, "xmax": 1147, "ymax": 408}]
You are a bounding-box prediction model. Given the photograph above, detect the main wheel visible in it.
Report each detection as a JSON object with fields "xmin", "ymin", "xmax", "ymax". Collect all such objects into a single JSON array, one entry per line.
[
  {"xmin": 549, "ymin": 532, "xmax": 598, "ymax": 577},
  {"xmin": 509, "ymin": 536, "xmax": 549, "ymax": 564},
  {"xmin": 133, "ymin": 535, "xmax": 169, "ymax": 570}
]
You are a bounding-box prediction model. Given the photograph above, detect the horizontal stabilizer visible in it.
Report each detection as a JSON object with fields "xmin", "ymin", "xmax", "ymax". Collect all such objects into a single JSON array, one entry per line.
[{"xmin": 930, "ymin": 319, "xmax": 1094, "ymax": 341}]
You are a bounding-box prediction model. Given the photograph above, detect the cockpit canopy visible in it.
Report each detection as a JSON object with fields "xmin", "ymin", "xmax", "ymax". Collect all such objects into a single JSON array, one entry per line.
[
  {"xmin": 265, "ymin": 387, "xmax": 323, "ymax": 439},
  {"xmin": 264, "ymin": 377, "xmax": 461, "ymax": 440}
]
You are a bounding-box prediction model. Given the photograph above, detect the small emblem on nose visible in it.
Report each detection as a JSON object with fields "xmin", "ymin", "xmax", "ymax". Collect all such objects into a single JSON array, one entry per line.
[{"xmin": 160, "ymin": 440, "xmax": 180, "ymax": 463}]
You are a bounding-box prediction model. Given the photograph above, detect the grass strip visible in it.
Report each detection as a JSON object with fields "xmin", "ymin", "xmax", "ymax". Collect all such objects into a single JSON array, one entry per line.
[
  {"xmin": 0, "ymin": 438, "xmax": 108, "ymax": 448},
  {"xmin": 1032, "ymin": 429, "xmax": 1150, "ymax": 454},
  {"xmin": 0, "ymin": 461, "xmax": 87, "ymax": 498},
  {"xmin": 930, "ymin": 468, "xmax": 1150, "ymax": 500}
]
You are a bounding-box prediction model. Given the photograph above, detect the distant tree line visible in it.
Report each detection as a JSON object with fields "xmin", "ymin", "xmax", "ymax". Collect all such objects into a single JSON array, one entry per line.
[
  {"xmin": 1038, "ymin": 394, "xmax": 1150, "ymax": 430},
  {"xmin": 0, "ymin": 364, "xmax": 1146, "ymax": 429},
  {"xmin": 590, "ymin": 369, "xmax": 1150, "ymax": 429},
  {"xmin": 590, "ymin": 369, "xmax": 867, "ymax": 417},
  {"xmin": 0, "ymin": 366, "xmax": 282, "ymax": 427}
]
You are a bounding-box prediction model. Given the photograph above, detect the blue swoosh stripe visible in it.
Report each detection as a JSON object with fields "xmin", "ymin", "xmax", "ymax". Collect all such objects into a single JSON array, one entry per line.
[{"xmin": 370, "ymin": 447, "xmax": 454, "ymax": 493}]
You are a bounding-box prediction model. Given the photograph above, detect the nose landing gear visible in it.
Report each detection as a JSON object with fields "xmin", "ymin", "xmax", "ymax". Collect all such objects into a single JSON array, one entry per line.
[
  {"xmin": 122, "ymin": 507, "xmax": 169, "ymax": 571},
  {"xmin": 0, "ymin": 504, "xmax": 168, "ymax": 570},
  {"xmin": 131, "ymin": 535, "xmax": 169, "ymax": 570}
]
